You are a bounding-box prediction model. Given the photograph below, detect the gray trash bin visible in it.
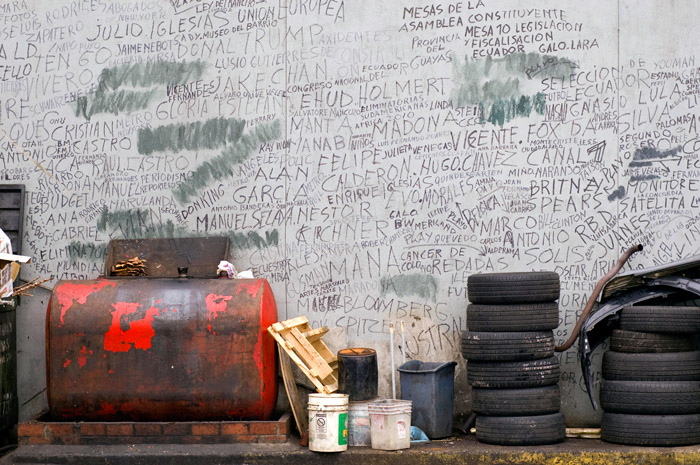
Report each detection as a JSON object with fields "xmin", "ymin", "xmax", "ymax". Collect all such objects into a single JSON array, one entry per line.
[{"xmin": 398, "ymin": 360, "xmax": 457, "ymax": 439}]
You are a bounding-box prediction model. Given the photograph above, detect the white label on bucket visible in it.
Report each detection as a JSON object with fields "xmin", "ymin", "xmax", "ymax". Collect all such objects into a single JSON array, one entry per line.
[
  {"xmin": 397, "ymin": 421, "xmax": 406, "ymax": 439},
  {"xmin": 316, "ymin": 413, "xmax": 327, "ymax": 438}
]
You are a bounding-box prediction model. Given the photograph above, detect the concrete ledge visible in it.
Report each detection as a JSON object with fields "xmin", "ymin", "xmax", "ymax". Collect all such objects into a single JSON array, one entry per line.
[{"xmin": 4, "ymin": 435, "xmax": 700, "ymax": 465}]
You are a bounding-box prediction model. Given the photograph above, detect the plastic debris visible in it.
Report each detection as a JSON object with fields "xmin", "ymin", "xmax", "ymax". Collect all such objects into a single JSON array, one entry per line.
[
  {"xmin": 410, "ymin": 426, "xmax": 430, "ymax": 444},
  {"xmin": 217, "ymin": 261, "xmax": 237, "ymax": 278},
  {"xmin": 217, "ymin": 261, "xmax": 254, "ymax": 279},
  {"xmin": 237, "ymin": 269, "xmax": 254, "ymax": 279}
]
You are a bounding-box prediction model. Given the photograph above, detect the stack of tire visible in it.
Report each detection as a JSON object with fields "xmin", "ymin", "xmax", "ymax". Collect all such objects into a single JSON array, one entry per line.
[
  {"xmin": 600, "ymin": 305, "xmax": 700, "ymax": 446},
  {"xmin": 462, "ymin": 272, "xmax": 566, "ymax": 446}
]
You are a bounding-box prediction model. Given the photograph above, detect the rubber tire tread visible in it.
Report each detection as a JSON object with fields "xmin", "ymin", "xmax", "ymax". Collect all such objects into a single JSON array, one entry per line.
[
  {"xmin": 468, "ymin": 272, "xmax": 560, "ymax": 286},
  {"xmin": 467, "ymin": 286, "xmax": 560, "ymax": 304},
  {"xmin": 619, "ymin": 305, "xmax": 700, "ymax": 333},
  {"xmin": 602, "ymin": 350, "xmax": 700, "ymax": 381},
  {"xmin": 468, "ymin": 272, "xmax": 560, "ymax": 304},
  {"xmin": 600, "ymin": 380, "xmax": 700, "ymax": 414},
  {"xmin": 476, "ymin": 413, "xmax": 566, "ymax": 446},
  {"xmin": 468, "ymin": 356, "xmax": 560, "ymax": 388},
  {"xmin": 609, "ymin": 329, "xmax": 695, "ymax": 353},
  {"xmin": 601, "ymin": 413, "xmax": 700, "ymax": 446},
  {"xmin": 461, "ymin": 331, "xmax": 554, "ymax": 361},
  {"xmin": 467, "ymin": 303, "xmax": 559, "ymax": 331},
  {"xmin": 472, "ymin": 385, "xmax": 561, "ymax": 416}
]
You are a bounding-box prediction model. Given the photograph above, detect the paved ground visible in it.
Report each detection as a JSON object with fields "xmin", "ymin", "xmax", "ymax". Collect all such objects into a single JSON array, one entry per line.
[{"xmin": 4, "ymin": 434, "xmax": 700, "ymax": 465}]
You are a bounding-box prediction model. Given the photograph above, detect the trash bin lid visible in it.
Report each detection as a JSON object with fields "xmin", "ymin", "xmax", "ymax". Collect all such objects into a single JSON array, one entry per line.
[{"xmin": 398, "ymin": 361, "xmax": 457, "ymax": 373}]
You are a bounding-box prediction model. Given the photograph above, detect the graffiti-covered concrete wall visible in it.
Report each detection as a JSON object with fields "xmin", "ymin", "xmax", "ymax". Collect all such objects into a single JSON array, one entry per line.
[{"xmin": 5, "ymin": 0, "xmax": 700, "ymax": 425}]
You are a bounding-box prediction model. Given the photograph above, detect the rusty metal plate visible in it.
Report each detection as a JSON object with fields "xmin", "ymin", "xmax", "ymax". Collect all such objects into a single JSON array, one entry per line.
[{"xmin": 104, "ymin": 237, "xmax": 229, "ymax": 278}]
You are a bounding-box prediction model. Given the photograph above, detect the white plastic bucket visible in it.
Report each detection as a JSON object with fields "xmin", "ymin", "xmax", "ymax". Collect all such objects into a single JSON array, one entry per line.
[
  {"xmin": 367, "ymin": 399, "xmax": 412, "ymax": 450},
  {"xmin": 348, "ymin": 398, "xmax": 376, "ymax": 446},
  {"xmin": 308, "ymin": 393, "xmax": 349, "ymax": 452}
]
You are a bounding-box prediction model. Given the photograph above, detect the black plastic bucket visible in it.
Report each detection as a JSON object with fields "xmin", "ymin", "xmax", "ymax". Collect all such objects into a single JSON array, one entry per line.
[{"xmin": 338, "ymin": 348, "xmax": 378, "ymax": 401}]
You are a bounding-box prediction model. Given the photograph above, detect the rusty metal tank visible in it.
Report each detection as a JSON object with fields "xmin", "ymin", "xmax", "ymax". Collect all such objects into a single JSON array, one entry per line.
[{"xmin": 46, "ymin": 277, "xmax": 278, "ymax": 421}]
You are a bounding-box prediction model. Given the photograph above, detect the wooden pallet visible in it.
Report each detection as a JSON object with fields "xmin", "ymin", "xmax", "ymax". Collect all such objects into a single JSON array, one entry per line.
[
  {"xmin": 267, "ymin": 316, "xmax": 338, "ymax": 394},
  {"xmin": 268, "ymin": 317, "xmax": 338, "ymax": 446}
]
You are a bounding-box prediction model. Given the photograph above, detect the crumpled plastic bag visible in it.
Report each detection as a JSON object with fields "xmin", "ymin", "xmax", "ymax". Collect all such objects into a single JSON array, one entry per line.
[
  {"xmin": 217, "ymin": 261, "xmax": 254, "ymax": 279},
  {"xmin": 217, "ymin": 261, "xmax": 237, "ymax": 278}
]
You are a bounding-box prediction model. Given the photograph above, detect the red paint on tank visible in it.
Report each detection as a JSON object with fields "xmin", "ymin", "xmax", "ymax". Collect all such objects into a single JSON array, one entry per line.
[
  {"xmin": 78, "ymin": 346, "xmax": 88, "ymax": 368},
  {"xmin": 96, "ymin": 402, "xmax": 117, "ymax": 416},
  {"xmin": 55, "ymin": 281, "xmax": 115, "ymax": 326},
  {"xmin": 104, "ymin": 302, "xmax": 163, "ymax": 352},
  {"xmin": 63, "ymin": 359, "xmax": 71, "ymax": 368},
  {"xmin": 257, "ymin": 281, "xmax": 278, "ymax": 418},
  {"xmin": 205, "ymin": 293, "xmax": 233, "ymax": 332},
  {"xmin": 237, "ymin": 280, "xmax": 263, "ymax": 297}
]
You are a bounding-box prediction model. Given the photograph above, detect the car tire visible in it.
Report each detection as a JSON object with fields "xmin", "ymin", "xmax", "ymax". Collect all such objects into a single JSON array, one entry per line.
[
  {"xmin": 600, "ymin": 380, "xmax": 700, "ymax": 414},
  {"xmin": 461, "ymin": 331, "xmax": 555, "ymax": 361},
  {"xmin": 468, "ymin": 356, "xmax": 560, "ymax": 388},
  {"xmin": 476, "ymin": 413, "xmax": 566, "ymax": 446},
  {"xmin": 602, "ymin": 350, "xmax": 700, "ymax": 381},
  {"xmin": 467, "ymin": 303, "xmax": 559, "ymax": 331},
  {"xmin": 619, "ymin": 306, "xmax": 700, "ymax": 333},
  {"xmin": 609, "ymin": 329, "xmax": 696, "ymax": 353},
  {"xmin": 472, "ymin": 385, "xmax": 561, "ymax": 416},
  {"xmin": 467, "ymin": 272, "xmax": 560, "ymax": 304},
  {"xmin": 601, "ymin": 413, "xmax": 700, "ymax": 446}
]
